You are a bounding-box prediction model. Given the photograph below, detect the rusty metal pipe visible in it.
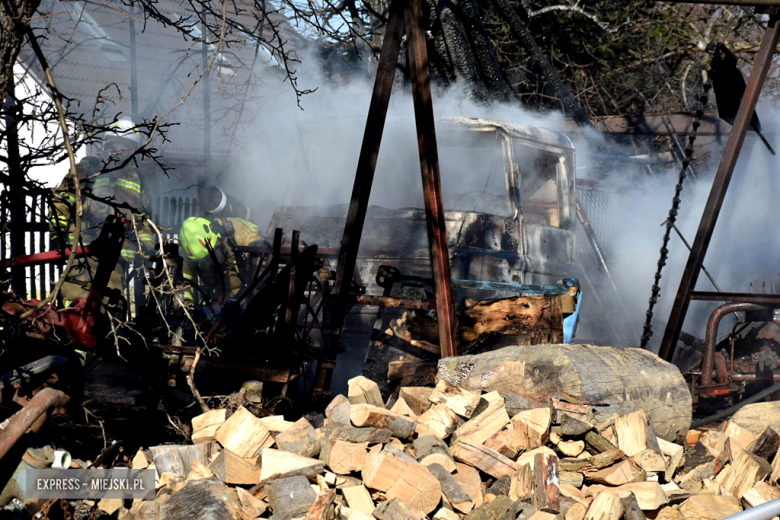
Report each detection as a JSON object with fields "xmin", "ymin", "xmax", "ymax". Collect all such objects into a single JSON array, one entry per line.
[
  {"xmin": 0, "ymin": 388, "xmax": 69, "ymax": 461},
  {"xmin": 701, "ymin": 303, "xmax": 771, "ymax": 387}
]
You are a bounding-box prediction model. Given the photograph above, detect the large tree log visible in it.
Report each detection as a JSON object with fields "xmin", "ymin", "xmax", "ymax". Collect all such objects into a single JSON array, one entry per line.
[{"xmin": 436, "ymin": 344, "xmax": 691, "ymax": 441}]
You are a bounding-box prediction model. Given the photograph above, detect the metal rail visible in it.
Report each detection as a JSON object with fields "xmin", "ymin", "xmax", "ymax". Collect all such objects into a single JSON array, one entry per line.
[
  {"xmin": 690, "ymin": 291, "xmax": 780, "ymax": 303},
  {"xmin": 658, "ymin": 9, "xmax": 780, "ymax": 361},
  {"xmin": 0, "ymin": 388, "xmax": 69, "ymax": 461}
]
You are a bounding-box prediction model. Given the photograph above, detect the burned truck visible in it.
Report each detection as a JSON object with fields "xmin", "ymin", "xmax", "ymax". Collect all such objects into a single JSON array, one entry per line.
[{"xmin": 266, "ymin": 117, "xmax": 584, "ymax": 391}]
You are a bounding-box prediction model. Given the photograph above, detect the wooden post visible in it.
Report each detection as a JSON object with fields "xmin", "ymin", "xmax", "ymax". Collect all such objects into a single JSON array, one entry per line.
[{"xmin": 5, "ymin": 76, "xmax": 26, "ymax": 296}]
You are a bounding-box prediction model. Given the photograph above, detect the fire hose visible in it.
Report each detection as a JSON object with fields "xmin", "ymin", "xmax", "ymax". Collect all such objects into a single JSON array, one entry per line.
[{"xmin": 0, "ymin": 388, "xmax": 69, "ymax": 461}]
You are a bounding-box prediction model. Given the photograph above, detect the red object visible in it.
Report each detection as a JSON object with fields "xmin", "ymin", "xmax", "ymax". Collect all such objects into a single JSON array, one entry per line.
[{"xmin": 1, "ymin": 296, "xmax": 101, "ymax": 350}]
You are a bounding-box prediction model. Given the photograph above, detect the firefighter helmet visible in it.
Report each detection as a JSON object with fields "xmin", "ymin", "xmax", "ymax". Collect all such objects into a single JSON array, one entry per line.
[
  {"xmin": 102, "ymin": 117, "xmax": 142, "ymax": 150},
  {"xmin": 179, "ymin": 217, "xmax": 222, "ymax": 261}
]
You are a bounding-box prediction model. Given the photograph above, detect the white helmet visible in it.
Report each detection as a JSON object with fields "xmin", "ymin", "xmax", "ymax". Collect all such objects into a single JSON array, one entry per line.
[{"xmin": 102, "ymin": 117, "xmax": 142, "ymax": 150}]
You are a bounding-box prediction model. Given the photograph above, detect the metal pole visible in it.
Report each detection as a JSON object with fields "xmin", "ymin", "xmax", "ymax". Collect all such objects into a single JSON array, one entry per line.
[
  {"xmin": 129, "ymin": 5, "xmax": 139, "ymax": 123},
  {"xmin": 201, "ymin": 11, "xmax": 211, "ymax": 175},
  {"xmin": 404, "ymin": 0, "xmax": 459, "ymax": 357},
  {"xmin": 5, "ymin": 76, "xmax": 26, "ymax": 296},
  {"xmin": 0, "ymin": 388, "xmax": 69, "ymax": 461},
  {"xmin": 659, "ymin": 10, "xmax": 780, "ymax": 361}
]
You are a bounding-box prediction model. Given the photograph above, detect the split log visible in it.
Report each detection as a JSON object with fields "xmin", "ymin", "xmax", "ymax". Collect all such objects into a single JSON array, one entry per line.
[
  {"xmin": 559, "ymin": 449, "xmax": 625, "ymax": 473},
  {"xmin": 434, "ymin": 508, "xmax": 462, "ymax": 520},
  {"xmin": 454, "ymin": 462, "xmax": 484, "ymax": 507},
  {"xmin": 304, "ymin": 489, "xmax": 336, "ymax": 520},
  {"xmin": 583, "ymin": 432, "xmax": 615, "ymax": 454},
  {"xmin": 459, "ymin": 294, "xmax": 564, "ymax": 345},
  {"xmin": 319, "ymin": 435, "xmax": 368, "ymax": 475},
  {"xmin": 533, "ymin": 451, "xmax": 560, "ymax": 513},
  {"xmin": 266, "ymin": 475, "xmax": 318, "ymax": 520},
  {"xmin": 428, "ymin": 463, "xmax": 475, "ymax": 513},
  {"xmin": 510, "ymin": 464, "xmax": 534, "ymax": 501},
  {"xmin": 326, "ymin": 395, "xmax": 352, "ymax": 426},
  {"xmin": 191, "ymin": 409, "xmax": 226, "ymax": 444},
  {"xmin": 747, "ymin": 426, "xmax": 780, "ymax": 461},
  {"xmin": 414, "ymin": 435, "xmax": 457, "ymax": 472},
  {"xmin": 342, "ymin": 485, "xmax": 375, "ymax": 515},
  {"xmin": 373, "ymin": 498, "xmax": 427, "ymax": 520},
  {"xmin": 417, "ymin": 404, "xmax": 460, "ymax": 439},
  {"xmin": 715, "ymin": 445, "xmax": 771, "ymax": 498},
  {"xmin": 528, "ymin": 512, "xmax": 559, "ymax": 520},
  {"xmin": 259, "ymin": 415, "xmax": 295, "ymax": 433},
  {"xmin": 436, "ymin": 345, "xmax": 691, "ymax": 441},
  {"xmin": 585, "ymin": 459, "xmax": 645, "ymax": 486},
  {"xmin": 454, "ymin": 392, "xmax": 510, "ymax": 444},
  {"xmin": 259, "ymin": 448, "xmax": 325, "ymax": 482},
  {"xmin": 513, "ymin": 408, "xmax": 553, "ymax": 449},
  {"xmin": 772, "ymin": 442, "xmax": 780, "ymax": 483},
  {"xmin": 150, "ymin": 443, "xmax": 219, "ymax": 476},
  {"xmin": 186, "ymin": 460, "xmax": 214, "ymax": 481},
  {"xmin": 465, "ymin": 495, "xmax": 521, "ymax": 520},
  {"xmin": 350, "ymin": 404, "xmax": 416, "ymax": 439},
  {"xmin": 158, "ymin": 481, "xmax": 241, "ymax": 520},
  {"xmin": 276, "ymin": 418, "xmax": 321, "ymax": 458},
  {"xmin": 322, "ymin": 424, "xmax": 393, "ymax": 445},
  {"xmin": 677, "ymin": 494, "xmax": 742, "ymax": 520},
  {"xmin": 560, "ymin": 416, "xmax": 594, "ymax": 438},
  {"xmin": 742, "ymin": 481, "xmax": 780, "ymax": 507},
  {"xmin": 450, "ymin": 437, "xmax": 520, "ymax": 479},
  {"xmin": 209, "ymin": 449, "xmax": 260, "ymax": 485},
  {"xmin": 698, "ymin": 431, "xmax": 727, "ymax": 458},
  {"xmin": 391, "ymin": 397, "xmax": 419, "ymax": 419},
  {"xmin": 341, "ymin": 506, "xmax": 374, "ymax": 520},
  {"xmin": 553, "ymin": 399, "xmax": 593, "ymax": 425},
  {"xmin": 214, "ymin": 406, "xmax": 273, "ymax": 460},
  {"xmin": 584, "ymin": 491, "xmax": 623, "ymax": 520},
  {"xmin": 588, "ymin": 483, "xmax": 667, "ymax": 510},
  {"xmin": 504, "ymin": 391, "xmax": 553, "ymax": 417},
  {"xmin": 720, "ymin": 421, "xmax": 756, "ymax": 450},
  {"xmin": 361, "ymin": 451, "xmax": 442, "ymax": 514},
  {"xmin": 429, "ymin": 380, "xmax": 482, "ymax": 418},
  {"xmin": 614, "ymin": 411, "xmax": 665, "ymax": 473},
  {"xmin": 348, "ymin": 376, "xmax": 384, "ymax": 407},
  {"xmin": 657, "ymin": 438, "xmax": 684, "ymax": 482},
  {"xmin": 565, "ymin": 503, "xmax": 587, "ymax": 520},
  {"xmin": 561, "ymin": 472, "xmax": 584, "ymax": 488},
  {"xmin": 237, "ymin": 487, "xmax": 267, "ymax": 517},
  {"xmin": 399, "ymin": 387, "xmax": 434, "ymax": 416},
  {"xmin": 131, "ymin": 450, "xmax": 149, "ymax": 470},
  {"xmin": 486, "ymin": 429, "xmax": 530, "ymax": 459}
]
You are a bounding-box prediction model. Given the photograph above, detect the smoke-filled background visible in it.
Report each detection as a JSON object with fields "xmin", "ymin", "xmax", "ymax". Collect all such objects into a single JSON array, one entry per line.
[{"xmin": 217, "ymin": 57, "xmax": 780, "ymax": 353}]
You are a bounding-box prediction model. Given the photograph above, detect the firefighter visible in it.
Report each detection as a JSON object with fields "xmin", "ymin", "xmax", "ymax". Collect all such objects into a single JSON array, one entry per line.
[
  {"xmin": 48, "ymin": 117, "xmax": 156, "ymax": 307},
  {"xmin": 177, "ymin": 216, "xmax": 263, "ymax": 309}
]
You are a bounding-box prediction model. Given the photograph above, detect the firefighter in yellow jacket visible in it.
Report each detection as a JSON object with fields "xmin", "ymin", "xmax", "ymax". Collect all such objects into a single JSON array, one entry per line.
[
  {"xmin": 177, "ymin": 216, "xmax": 263, "ymax": 308},
  {"xmin": 48, "ymin": 117, "xmax": 155, "ymax": 305}
]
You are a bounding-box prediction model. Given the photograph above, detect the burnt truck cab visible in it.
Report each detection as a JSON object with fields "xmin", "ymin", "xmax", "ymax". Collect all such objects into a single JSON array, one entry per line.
[{"xmin": 268, "ymin": 116, "xmax": 577, "ymax": 291}]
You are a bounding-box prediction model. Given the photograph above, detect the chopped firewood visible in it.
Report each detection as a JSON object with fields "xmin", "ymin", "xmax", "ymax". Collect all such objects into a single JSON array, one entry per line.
[
  {"xmin": 486, "ymin": 428, "xmax": 529, "ymax": 459},
  {"xmin": 428, "ymin": 462, "xmax": 475, "ymax": 513},
  {"xmin": 588, "ymin": 482, "xmax": 667, "ymax": 510},
  {"xmin": 561, "ymin": 472, "xmax": 584, "ymax": 488},
  {"xmin": 551, "ymin": 432, "xmax": 584, "ymax": 458},
  {"xmin": 742, "ymin": 481, "xmax": 780, "ymax": 507},
  {"xmin": 209, "ymin": 449, "xmax": 260, "ymax": 485},
  {"xmin": 304, "ymin": 489, "xmax": 336, "ymax": 520},
  {"xmin": 560, "ymin": 484, "xmax": 589, "ymax": 506},
  {"xmin": 678, "ymin": 461, "xmax": 715, "ymax": 491},
  {"xmin": 698, "ymin": 431, "xmax": 727, "ymax": 458},
  {"xmin": 350, "ymin": 404, "xmax": 416, "ymax": 439},
  {"xmin": 454, "ymin": 392, "xmax": 510, "ymax": 445},
  {"xmin": 560, "ymin": 416, "xmax": 594, "ymax": 437},
  {"xmin": 326, "ymin": 395, "xmax": 352, "ymax": 426},
  {"xmin": 451, "ymin": 437, "xmax": 520, "ymax": 479},
  {"xmin": 747, "ymin": 426, "xmax": 780, "ymax": 461},
  {"xmin": 362, "ymin": 450, "xmax": 442, "ymax": 514},
  {"xmin": 399, "ymin": 387, "xmax": 434, "ymax": 416},
  {"xmin": 559, "ymin": 449, "xmax": 625, "ymax": 473},
  {"xmin": 374, "ymin": 497, "xmax": 427, "ymax": 520},
  {"xmin": 618, "ymin": 493, "xmax": 645, "ymax": 520},
  {"xmin": 214, "ymin": 406, "xmax": 273, "ymax": 460},
  {"xmin": 466, "ymin": 494, "xmax": 521, "ymax": 520},
  {"xmin": 632, "ymin": 448, "xmax": 667, "ymax": 474},
  {"xmin": 565, "ymin": 502, "xmax": 587, "ymax": 520},
  {"xmin": 237, "ymin": 486, "xmax": 267, "ymax": 517},
  {"xmin": 186, "ymin": 459, "xmax": 215, "ymax": 481},
  {"xmin": 341, "ymin": 506, "xmax": 374, "ymax": 520},
  {"xmin": 191, "ymin": 409, "xmax": 227, "ymax": 444},
  {"xmin": 720, "ymin": 421, "xmax": 756, "ymax": 450},
  {"xmin": 276, "ymin": 418, "xmax": 321, "ymax": 458},
  {"xmin": 158, "ymin": 481, "xmax": 243, "ymax": 519},
  {"xmin": 258, "ymin": 415, "xmax": 295, "ymax": 433},
  {"xmin": 348, "ymin": 376, "xmax": 384, "ymax": 407},
  {"xmin": 528, "ymin": 511, "xmax": 560, "ymax": 520},
  {"xmin": 266, "ymin": 475, "xmax": 318, "ymax": 520},
  {"xmin": 657, "ymin": 438, "xmax": 684, "ymax": 482},
  {"xmin": 686, "ymin": 430, "xmax": 702, "ymax": 447},
  {"xmin": 342, "ymin": 485, "xmax": 375, "ymax": 515},
  {"xmin": 700, "ymin": 478, "xmax": 720, "ymax": 495},
  {"xmin": 582, "ymin": 432, "xmax": 614, "ymax": 454},
  {"xmin": 614, "ymin": 411, "xmax": 664, "ymax": 473},
  {"xmin": 584, "ymin": 491, "xmax": 623, "ymax": 520},
  {"xmin": 677, "ymin": 494, "xmax": 742, "ymax": 520},
  {"xmin": 429, "ymin": 380, "xmax": 482, "ymax": 418},
  {"xmin": 259, "ymin": 448, "xmax": 326, "ymax": 482},
  {"xmin": 504, "ymin": 391, "xmax": 553, "ymax": 417},
  {"xmin": 533, "ymin": 451, "xmax": 561, "ymax": 512},
  {"xmin": 655, "ymin": 506, "xmax": 682, "ymax": 520},
  {"xmin": 417, "ymin": 404, "xmax": 461, "ymax": 439},
  {"xmin": 518, "ymin": 447, "xmax": 558, "ymax": 470},
  {"xmin": 713, "ymin": 438, "xmax": 733, "ymax": 475},
  {"xmin": 414, "ymin": 435, "xmax": 457, "ymax": 472},
  {"xmin": 150, "ymin": 442, "xmax": 219, "ymax": 476},
  {"xmin": 585, "ymin": 458, "xmax": 645, "ymax": 486},
  {"xmin": 715, "ymin": 445, "xmax": 771, "ymax": 498},
  {"xmin": 454, "ymin": 462, "xmax": 484, "ymax": 507},
  {"xmin": 320, "ymin": 435, "xmax": 368, "ymax": 475},
  {"xmin": 390, "ymin": 397, "xmax": 419, "ymax": 419},
  {"xmin": 510, "ymin": 464, "xmax": 534, "ymax": 501},
  {"xmin": 323, "ymin": 423, "xmax": 393, "ymax": 445},
  {"xmin": 434, "ymin": 508, "xmax": 462, "ymax": 520},
  {"xmin": 513, "ymin": 408, "xmax": 552, "ymax": 449},
  {"xmin": 132, "ymin": 450, "xmax": 149, "ymax": 470},
  {"xmin": 553, "ymin": 399, "xmax": 593, "ymax": 425}
]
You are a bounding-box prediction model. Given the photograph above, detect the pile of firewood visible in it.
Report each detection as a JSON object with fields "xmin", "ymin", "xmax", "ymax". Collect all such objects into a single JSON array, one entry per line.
[{"xmin": 107, "ymin": 376, "xmax": 780, "ymax": 520}]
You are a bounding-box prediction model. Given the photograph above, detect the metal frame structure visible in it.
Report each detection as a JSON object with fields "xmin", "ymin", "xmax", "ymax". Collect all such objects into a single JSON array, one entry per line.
[{"xmin": 657, "ymin": 2, "xmax": 780, "ymax": 361}]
